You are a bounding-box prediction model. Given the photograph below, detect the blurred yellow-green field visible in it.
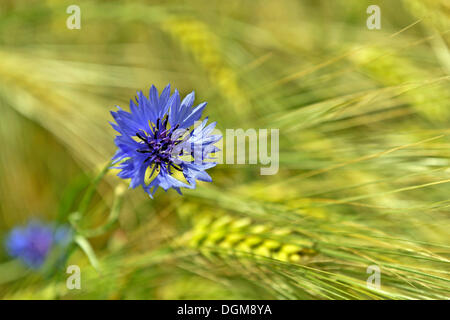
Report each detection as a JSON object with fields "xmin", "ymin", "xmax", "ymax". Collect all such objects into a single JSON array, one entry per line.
[{"xmin": 0, "ymin": 0, "xmax": 449, "ymax": 299}]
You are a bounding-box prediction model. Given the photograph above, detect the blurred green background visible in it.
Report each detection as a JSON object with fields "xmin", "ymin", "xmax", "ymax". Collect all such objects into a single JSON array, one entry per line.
[{"xmin": 0, "ymin": 0, "xmax": 449, "ymax": 299}]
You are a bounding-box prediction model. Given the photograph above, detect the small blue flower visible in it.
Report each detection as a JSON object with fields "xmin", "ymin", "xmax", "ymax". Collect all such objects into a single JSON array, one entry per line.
[
  {"xmin": 5, "ymin": 220, "xmax": 73, "ymax": 269},
  {"xmin": 110, "ymin": 84, "xmax": 221, "ymax": 198}
]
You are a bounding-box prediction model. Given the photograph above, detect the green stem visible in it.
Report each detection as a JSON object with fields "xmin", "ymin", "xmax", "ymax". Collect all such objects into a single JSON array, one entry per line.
[
  {"xmin": 0, "ymin": 260, "xmax": 29, "ymax": 285},
  {"xmin": 78, "ymin": 161, "xmax": 112, "ymax": 216},
  {"xmin": 74, "ymin": 235, "xmax": 101, "ymax": 272},
  {"xmin": 80, "ymin": 185, "xmax": 126, "ymax": 238}
]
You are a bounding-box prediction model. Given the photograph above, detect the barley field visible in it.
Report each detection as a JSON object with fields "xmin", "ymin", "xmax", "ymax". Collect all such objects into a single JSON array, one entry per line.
[{"xmin": 0, "ymin": 0, "xmax": 449, "ymax": 300}]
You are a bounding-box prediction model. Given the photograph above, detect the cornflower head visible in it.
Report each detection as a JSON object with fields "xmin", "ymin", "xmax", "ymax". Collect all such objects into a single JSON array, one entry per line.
[
  {"xmin": 110, "ymin": 84, "xmax": 221, "ymax": 198},
  {"xmin": 5, "ymin": 220, "xmax": 73, "ymax": 269}
]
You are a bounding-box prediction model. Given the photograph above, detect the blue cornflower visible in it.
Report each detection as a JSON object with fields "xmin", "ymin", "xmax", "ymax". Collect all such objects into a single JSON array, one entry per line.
[
  {"xmin": 5, "ymin": 220, "xmax": 73, "ymax": 269},
  {"xmin": 110, "ymin": 84, "xmax": 221, "ymax": 198}
]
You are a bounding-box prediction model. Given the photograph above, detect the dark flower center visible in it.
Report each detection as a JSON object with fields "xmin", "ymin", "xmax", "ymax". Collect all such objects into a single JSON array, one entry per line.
[{"xmin": 135, "ymin": 115, "xmax": 183, "ymax": 175}]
